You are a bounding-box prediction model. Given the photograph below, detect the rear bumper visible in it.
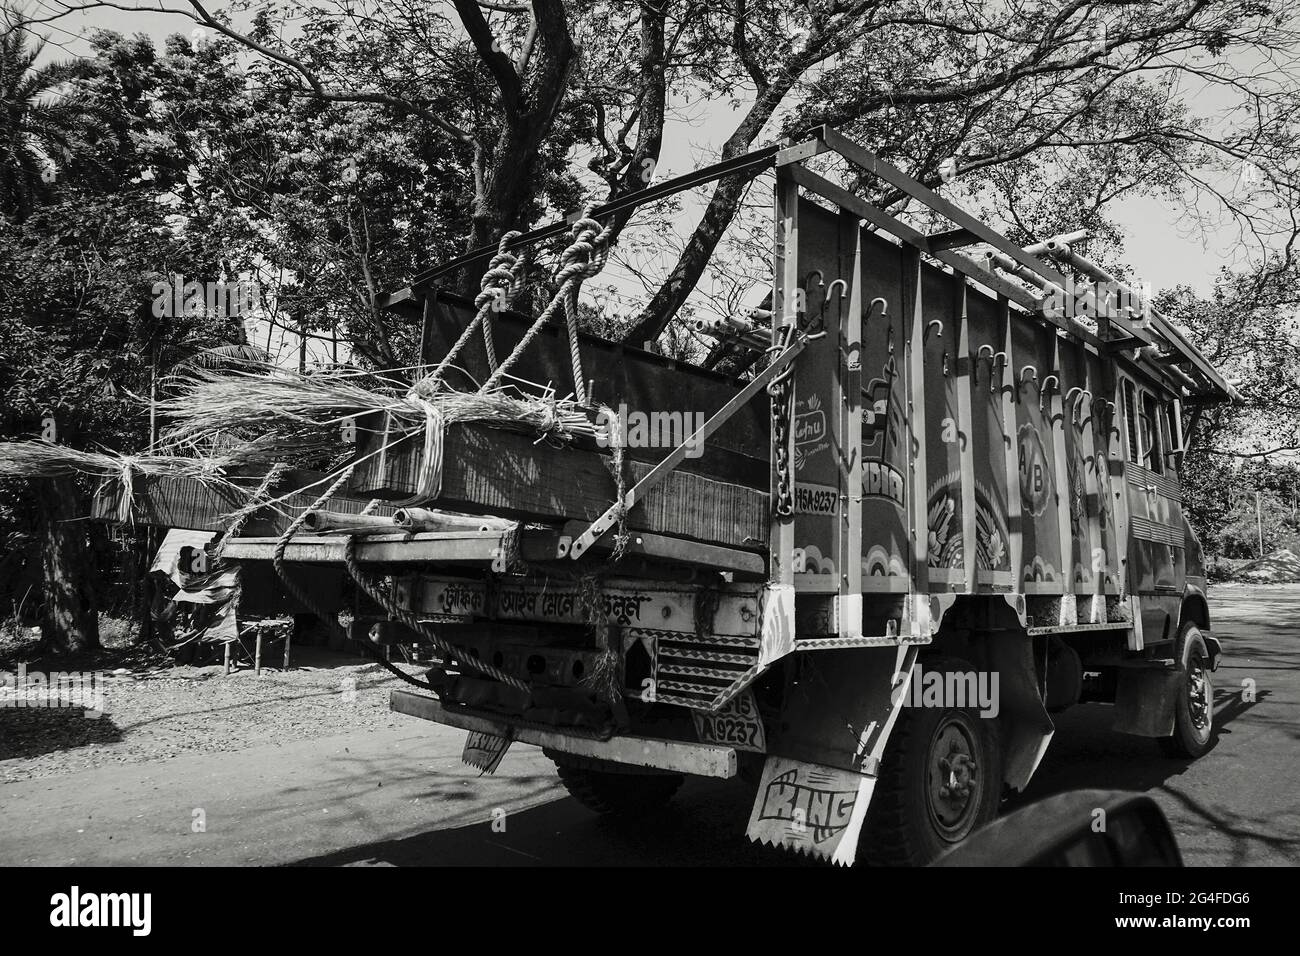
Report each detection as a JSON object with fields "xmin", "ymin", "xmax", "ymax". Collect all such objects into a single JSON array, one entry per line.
[{"xmin": 390, "ymin": 689, "xmax": 738, "ymax": 779}]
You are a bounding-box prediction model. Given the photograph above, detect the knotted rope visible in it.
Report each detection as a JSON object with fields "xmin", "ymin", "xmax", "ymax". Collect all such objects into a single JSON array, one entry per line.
[
  {"xmin": 600, "ymin": 406, "xmax": 631, "ymax": 561},
  {"xmin": 387, "ymin": 397, "xmax": 445, "ymax": 508},
  {"xmin": 116, "ymin": 456, "xmax": 138, "ymax": 523},
  {"xmin": 480, "ymin": 209, "xmax": 614, "ymax": 405},
  {"xmin": 419, "ymin": 231, "xmax": 528, "ymax": 395}
]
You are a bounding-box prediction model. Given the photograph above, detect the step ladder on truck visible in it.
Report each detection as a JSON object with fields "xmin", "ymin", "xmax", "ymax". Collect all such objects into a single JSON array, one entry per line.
[{"xmin": 213, "ymin": 126, "xmax": 1236, "ymax": 866}]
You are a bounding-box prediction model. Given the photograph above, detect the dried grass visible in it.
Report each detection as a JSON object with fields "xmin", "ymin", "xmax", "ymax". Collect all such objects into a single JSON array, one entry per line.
[
  {"xmin": 157, "ymin": 367, "xmax": 601, "ymax": 453},
  {"xmin": 0, "ymin": 442, "xmax": 233, "ymax": 483}
]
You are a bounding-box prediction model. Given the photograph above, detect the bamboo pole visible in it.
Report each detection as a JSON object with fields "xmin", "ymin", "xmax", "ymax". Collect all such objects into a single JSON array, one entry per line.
[
  {"xmin": 300, "ymin": 510, "xmax": 396, "ymax": 533},
  {"xmin": 392, "ymin": 508, "xmax": 512, "ymax": 532}
]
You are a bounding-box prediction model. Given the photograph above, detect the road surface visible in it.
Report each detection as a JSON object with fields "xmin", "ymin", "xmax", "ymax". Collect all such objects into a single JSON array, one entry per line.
[{"xmin": 2, "ymin": 585, "xmax": 1296, "ymax": 866}]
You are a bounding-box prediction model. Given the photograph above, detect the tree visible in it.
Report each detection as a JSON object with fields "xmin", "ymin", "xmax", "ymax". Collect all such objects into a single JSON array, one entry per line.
[
  {"xmin": 22, "ymin": 2, "xmax": 1300, "ymax": 346},
  {"xmin": 628, "ymin": 0, "xmax": 1300, "ymax": 343},
  {"xmin": 0, "ymin": 7, "xmax": 97, "ymax": 220},
  {"xmin": 0, "ymin": 31, "xmax": 254, "ymax": 653},
  {"xmin": 1159, "ymin": 263, "xmax": 1300, "ymax": 549}
]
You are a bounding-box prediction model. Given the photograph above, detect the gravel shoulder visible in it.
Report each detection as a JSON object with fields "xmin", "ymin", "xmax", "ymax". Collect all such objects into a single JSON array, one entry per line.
[{"xmin": 0, "ymin": 640, "xmax": 423, "ymax": 784}]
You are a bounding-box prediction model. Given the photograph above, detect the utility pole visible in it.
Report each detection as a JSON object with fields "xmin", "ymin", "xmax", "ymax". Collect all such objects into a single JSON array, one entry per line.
[
  {"xmin": 298, "ymin": 316, "xmax": 307, "ymax": 374},
  {"xmin": 148, "ymin": 340, "xmax": 158, "ymax": 452},
  {"xmin": 1256, "ymin": 491, "xmax": 1264, "ymax": 557}
]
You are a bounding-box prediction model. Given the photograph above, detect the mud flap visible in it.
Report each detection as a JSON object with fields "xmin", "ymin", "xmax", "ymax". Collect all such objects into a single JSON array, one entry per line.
[
  {"xmin": 746, "ymin": 645, "xmax": 918, "ymax": 865},
  {"xmin": 462, "ymin": 730, "xmax": 513, "ymax": 773},
  {"xmin": 1112, "ymin": 668, "xmax": 1179, "ymax": 737},
  {"xmin": 746, "ymin": 757, "xmax": 875, "ymax": 865},
  {"xmin": 986, "ymin": 635, "xmax": 1054, "ymax": 791}
]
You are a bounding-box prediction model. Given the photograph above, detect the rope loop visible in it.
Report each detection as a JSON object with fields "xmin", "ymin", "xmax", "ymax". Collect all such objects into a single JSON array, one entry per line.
[
  {"xmin": 421, "ymin": 231, "xmax": 530, "ymax": 393},
  {"xmin": 479, "ymin": 205, "xmax": 614, "ymax": 401}
]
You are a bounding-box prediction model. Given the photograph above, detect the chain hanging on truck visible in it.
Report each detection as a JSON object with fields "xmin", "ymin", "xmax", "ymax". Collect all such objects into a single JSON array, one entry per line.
[{"xmin": 769, "ymin": 323, "xmax": 798, "ymax": 519}]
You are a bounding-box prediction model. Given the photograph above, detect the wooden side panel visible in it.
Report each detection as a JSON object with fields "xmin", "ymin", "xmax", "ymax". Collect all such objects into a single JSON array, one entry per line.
[
  {"xmin": 1058, "ymin": 341, "xmax": 1095, "ymax": 593},
  {"xmin": 1012, "ymin": 320, "xmax": 1065, "ymax": 592},
  {"xmin": 791, "ymin": 198, "xmax": 851, "ymax": 593},
  {"xmin": 838, "ymin": 218, "xmax": 865, "ymax": 635},
  {"xmin": 352, "ymin": 423, "xmax": 767, "ymax": 549},
  {"xmin": 858, "ymin": 231, "xmax": 911, "ymax": 591},
  {"xmin": 1087, "ymin": 351, "xmax": 1122, "ymax": 595},
  {"xmin": 954, "ymin": 279, "xmax": 978, "ymax": 595},
  {"xmin": 91, "ymin": 474, "xmax": 395, "ymax": 534},
  {"xmin": 967, "ymin": 292, "xmax": 1014, "ymax": 589},
  {"xmin": 903, "ymin": 250, "xmax": 931, "ymax": 599},
  {"xmin": 397, "ymin": 294, "xmax": 768, "ymax": 486},
  {"xmin": 921, "ymin": 266, "xmax": 964, "ymax": 591}
]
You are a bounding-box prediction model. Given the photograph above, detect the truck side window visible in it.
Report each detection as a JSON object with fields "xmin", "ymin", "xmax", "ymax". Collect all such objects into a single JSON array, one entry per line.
[
  {"xmin": 1140, "ymin": 391, "xmax": 1163, "ymax": 474},
  {"xmin": 1123, "ymin": 380, "xmax": 1140, "ymax": 465},
  {"xmin": 1164, "ymin": 401, "xmax": 1181, "ymax": 466}
]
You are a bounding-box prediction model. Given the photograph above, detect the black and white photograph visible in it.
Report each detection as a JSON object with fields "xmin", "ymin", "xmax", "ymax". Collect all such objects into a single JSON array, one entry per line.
[{"xmin": 0, "ymin": 0, "xmax": 1294, "ymax": 927}]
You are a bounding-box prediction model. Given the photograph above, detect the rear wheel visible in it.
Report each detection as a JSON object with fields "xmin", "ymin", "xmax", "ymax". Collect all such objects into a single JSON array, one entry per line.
[
  {"xmin": 860, "ymin": 656, "xmax": 1003, "ymax": 866},
  {"xmin": 1158, "ymin": 623, "xmax": 1214, "ymax": 758},
  {"xmin": 551, "ymin": 755, "xmax": 684, "ymax": 818}
]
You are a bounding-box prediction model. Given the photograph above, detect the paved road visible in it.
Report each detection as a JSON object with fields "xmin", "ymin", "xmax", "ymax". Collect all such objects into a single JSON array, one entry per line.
[{"xmin": 2, "ymin": 585, "xmax": 1296, "ymax": 866}]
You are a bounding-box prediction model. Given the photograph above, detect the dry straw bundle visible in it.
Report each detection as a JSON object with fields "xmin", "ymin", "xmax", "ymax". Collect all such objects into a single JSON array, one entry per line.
[
  {"xmin": 0, "ymin": 441, "xmax": 232, "ymax": 482},
  {"xmin": 157, "ymin": 366, "xmax": 604, "ymax": 452}
]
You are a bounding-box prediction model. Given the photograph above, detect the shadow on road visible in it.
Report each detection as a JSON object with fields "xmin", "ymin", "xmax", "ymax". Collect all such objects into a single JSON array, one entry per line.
[
  {"xmin": 0, "ymin": 707, "xmax": 123, "ymax": 761},
  {"xmin": 288, "ymin": 776, "xmax": 811, "ymax": 867}
]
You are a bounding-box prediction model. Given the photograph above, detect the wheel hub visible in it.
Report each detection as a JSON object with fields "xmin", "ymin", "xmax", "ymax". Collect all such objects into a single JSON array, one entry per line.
[
  {"xmin": 1187, "ymin": 656, "xmax": 1211, "ymax": 736},
  {"xmin": 928, "ymin": 720, "xmax": 980, "ymax": 835}
]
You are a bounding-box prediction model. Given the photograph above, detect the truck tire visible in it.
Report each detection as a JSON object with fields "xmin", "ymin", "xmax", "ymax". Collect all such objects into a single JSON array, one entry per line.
[
  {"xmin": 860, "ymin": 656, "xmax": 1003, "ymax": 866},
  {"xmin": 552, "ymin": 757, "xmax": 684, "ymax": 818},
  {"xmin": 1158, "ymin": 623, "xmax": 1215, "ymax": 759}
]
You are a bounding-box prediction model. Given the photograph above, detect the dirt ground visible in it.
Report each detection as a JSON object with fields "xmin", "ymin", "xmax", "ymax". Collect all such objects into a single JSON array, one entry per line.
[{"xmin": 0, "ymin": 627, "xmax": 423, "ymax": 784}]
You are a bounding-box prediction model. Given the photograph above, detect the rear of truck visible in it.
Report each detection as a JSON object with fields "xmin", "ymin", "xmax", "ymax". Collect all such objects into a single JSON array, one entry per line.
[{"xmin": 171, "ymin": 128, "xmax": 1238, "ymax": 866}]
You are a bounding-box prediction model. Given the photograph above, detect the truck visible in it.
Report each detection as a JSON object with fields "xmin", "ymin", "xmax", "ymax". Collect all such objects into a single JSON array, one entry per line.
[{"xmin": 114, "ymin": 126, "xmax": 1234, "ymax": 866}]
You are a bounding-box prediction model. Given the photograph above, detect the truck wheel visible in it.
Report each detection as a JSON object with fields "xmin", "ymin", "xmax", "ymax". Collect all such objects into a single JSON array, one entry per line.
[
  {"xmin": 552, "ymin": 757, "xmax": 684, "ymax": 818},
  {"xmin": 860, "ymin": 656, "xmax": 1002, "ymax": 866},
  {"xmin": 1158, "ymin": 623, "xmax": 1214, "ymax": 759}
]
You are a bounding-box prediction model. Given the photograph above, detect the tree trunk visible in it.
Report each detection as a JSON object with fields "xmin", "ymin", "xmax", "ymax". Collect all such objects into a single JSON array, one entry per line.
[
  {"xmin": 36, "ymin": 475, "xmax": 100, "ymax": 655},
  {"xmin": 622, "ymin": 168, "xmax": 759, "ymax": 346},
  {"xmin": 622, "ymin": 75, "xmax": 795, "ymax": 347}
]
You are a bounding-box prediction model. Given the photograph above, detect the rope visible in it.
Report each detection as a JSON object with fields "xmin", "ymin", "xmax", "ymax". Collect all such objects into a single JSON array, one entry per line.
[
  {"xmin": 214, "ymin": 461, "xmax": 289, "ymax": 559},
  {"xmin": 388, "ymin": 397, "xmax": 444, "ymax": 508},
  {"xmin": 480, "ymin": 209, "xmax": 613, "ymax": 402},
  {"xmin": 116, "ymin": 457, "xmax": 138, "ymax": 523},
  {"xmin": 269, "ymin": 465, "xmax": 438, "ymax": 692},
  {"xmin": 600, "ymin": 406, "xmax": 630, "ymax": 561},
  {"xmin": 562, "ymin": 279, "xmax": 587, "ymax": 406},
  {"xmin": 342, "ymin": 536, "xmax": 529, "ymax": 691},
  {"xmin": 418, "ymin": 231, "xmax": 527, "ymax": 395},
  {"xmin": 386, "ymin": 212, "xmax": 612, "ymax": 523}
]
